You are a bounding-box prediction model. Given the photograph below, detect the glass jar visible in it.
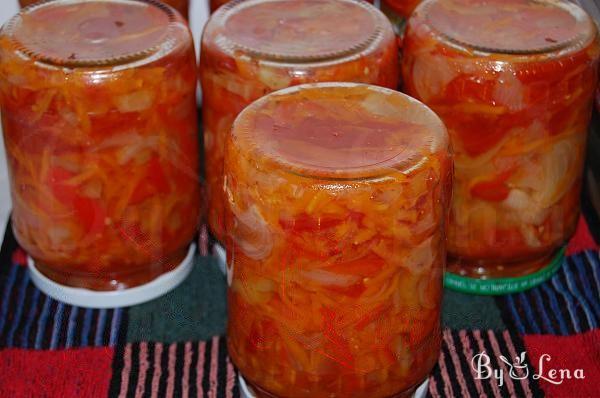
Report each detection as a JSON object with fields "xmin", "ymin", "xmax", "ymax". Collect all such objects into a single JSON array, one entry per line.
[
  {"xmin": 0, "ymin": 0, "xmax": 201, "ymax": 290},
  {"xmin": 224, "ymin": 83, "xmax": 451, "ymax": 397},
  {"xmin": 402, "ymin": 0, "xmax": 600, "ymax": 284},
  {"xmin": 200, "ymin": 0, "xmax": 399, "ymax": 243}
]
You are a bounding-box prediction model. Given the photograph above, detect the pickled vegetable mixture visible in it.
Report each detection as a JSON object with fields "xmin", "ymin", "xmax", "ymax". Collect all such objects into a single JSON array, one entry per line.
[
  {"xmin": 224, "ymin": 84, "xmax": 451, "ymax": 397},
  {"xmin": 402, "ymin": 0, "xmax": 600, "ymax": 275},
  {"xmin": 0, "ymin": 0, "xmax": 200, "ymax": 289},
  {"xmin": 200, "ymin": 0, "xmax": 398, "ymax": 242}
]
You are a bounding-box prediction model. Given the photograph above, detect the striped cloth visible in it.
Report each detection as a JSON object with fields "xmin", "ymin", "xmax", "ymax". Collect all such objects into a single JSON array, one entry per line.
[{"xmin": 1, "ymin": 200, "xmax": 599, "ymax": 397}]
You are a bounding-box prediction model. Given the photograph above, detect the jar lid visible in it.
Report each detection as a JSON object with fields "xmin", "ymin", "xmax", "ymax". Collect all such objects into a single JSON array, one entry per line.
[
  {"xmin": 4, "ymin": 0, "xmax": 182, "ymax": 67},
  {"xmin": 232, "ymin": 83, "xmax": 448, "ymax": 180},
  {"xmin": 423, "ymin": 0, "xmax": 596, "ymax": 54},
  {"xmin": 212, "ymin": 0, "xmax": 388, "ymax": 62}
]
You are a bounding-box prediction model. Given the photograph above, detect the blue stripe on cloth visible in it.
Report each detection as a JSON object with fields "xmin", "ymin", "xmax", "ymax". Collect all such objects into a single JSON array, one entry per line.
[
  {"xmin": 109, "ymin": 308, "xmax": 122, "ymax": 346},
  {"xmin": 541, "ymin": 283, "xmax": 569, "ymax": 335},
  {"xmin": 34, "ymin": 296, "xmax": 52, "ymax": 349},
  {"xmin": 0, "ymin": 265, "xmax": 19, "ymax": 335},
  {"xmin": 94, "ymin": 309, "xmax": 107, "ymax": 346},
  {"xmin": 506, "ymin": 294, "xmax": 526, "ymax": 334},
  {"xmin": 49, "ymin": 302, "xmax": 65, "ymax": 350},
  {"xmin": 20, "ymin": 288, "xmax": 40, "ymax": 348},
  {"xmin": 584, "ymin": 251, "xmax": 600, "ymax": 301},
  {"xmin": 563, "ymin": 259, "xmax": 597, "ymax": 329},
  {"xmin": 65, "ymin": 306, "xmax": 79, "ymax": 348},
  {"xmin": 531, "ymin": 287, "xmax": 555, "ymax": 334},
  {"xmin": 571, "ymin": 254, "xmax": 600, "ymax": 317},
  {"xmin": 81, "ymin": 308, "xmax": 93, "ymax": 347},
  {"xmin": 552, "ymin": 274, "xmax": 582, "ymax": 333},
  {"xmin": 518, "ymin": 292, "xmax": 541, "ymax": 334},
  {"xmin": 5, "ymin": 271, "xmax": 30, "ymax": 346}
]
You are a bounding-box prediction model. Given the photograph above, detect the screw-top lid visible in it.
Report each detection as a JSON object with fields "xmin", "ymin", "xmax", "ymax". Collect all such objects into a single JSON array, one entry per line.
[
  {"xmin": 423, "ymin": 0, "xmax": 596, "ymax": 54},
  {"xmin": 210, "ymin": 0, "xmax": 389, "ymax": 62},
  {"xmin": 232, "ymin": 83, "xmax": 448, "ymax": 180},
  {"xmin": 3, "ymin": 0, "xmax": 184, "ymax": 67}
]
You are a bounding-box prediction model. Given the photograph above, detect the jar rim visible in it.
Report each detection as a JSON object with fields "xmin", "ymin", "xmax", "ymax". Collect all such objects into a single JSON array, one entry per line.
[
  {"xmin": 3, "ymin": 0, "xmax": 185, "ymax": 68},
  {"xmin": 206, "ymin": 0, "xmax": 391, "ymax": 64},
  {"xmin": 420, "ymin": 0, "xmax": 597, "ymax": 56}
]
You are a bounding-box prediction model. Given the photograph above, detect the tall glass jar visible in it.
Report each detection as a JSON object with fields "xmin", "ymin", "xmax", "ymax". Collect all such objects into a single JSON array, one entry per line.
[
  {"xmin": 0, "ymin": 0, "xmax": 201, "ymax": 290},
  {"xmin": 200, "ymin": 0, "xmax": 399, "ymax": 243},
  {"xmin": 224, "ymin": 83, "xmax": 452, "ymax": 397},
  {"xmin": 402, "ymin": 0, "xmax": 600, "ymax": 288}
]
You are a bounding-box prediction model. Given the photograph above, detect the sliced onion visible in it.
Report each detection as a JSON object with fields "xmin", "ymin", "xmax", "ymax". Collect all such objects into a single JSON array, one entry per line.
[
  {"xmin": 412, "ymin": 53, "xmax": 457, "ymax": 102},
  {"xmin": 231, "ymin": 204, "xmax": 273, "ymax": 260},
  {"xmin": 114, "ymin": 90, "xmax": 154, "ymax": 113},
  {"xmin": 300, "ymin": 269, "xmax": 360, "ymax": 287},
  {"xmin": 493, "ymin": 70, "xmax": 525, "ymax": 112}
]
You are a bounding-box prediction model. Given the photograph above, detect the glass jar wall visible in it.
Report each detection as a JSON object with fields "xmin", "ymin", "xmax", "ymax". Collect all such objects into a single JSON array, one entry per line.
[
  {"xmin": 402, "ymin": 0, "xmax": 600, "ymax": 280},
  {"xmin": 0, "ymin": 0, "xmax": 201, "ymax": 290},
  {"xmin": 224, "ymin": 83, "xmax": 452, "ymax": 397},
  {"xmin": 200, "ymin": 0, "xmax": 399, "ymax": 243}
]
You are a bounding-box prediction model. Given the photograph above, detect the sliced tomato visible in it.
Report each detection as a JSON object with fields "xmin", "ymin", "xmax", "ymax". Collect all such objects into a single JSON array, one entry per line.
[
  {"xmin": 48, "ymin": 167, "xmax": 77, "ymax": 203},
  {"xmin": 326, "ymin": 251, "xmax": 385, "ymax": 278},
  {"xmin": 129, "ymin": 156, "xmax": 170, "ymax": 204},
  {"xmin": 328, "ymin": 282, "xmax": 367, "ymax": 298},
  {"xmin": 48, "ymin": 167, "xmax": 105, "ymax": 234},
  {"xmin": 470, "ymin": 171, "xmax": 513, "ymax": 202}
]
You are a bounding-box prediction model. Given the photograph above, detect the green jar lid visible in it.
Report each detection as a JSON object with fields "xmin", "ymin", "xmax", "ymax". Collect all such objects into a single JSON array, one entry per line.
[{"xmin": 444, "ymin": 246, "xmax": 565, "ymax": 295}]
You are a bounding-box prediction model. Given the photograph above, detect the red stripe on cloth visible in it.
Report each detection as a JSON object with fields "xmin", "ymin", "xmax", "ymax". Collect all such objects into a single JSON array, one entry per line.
[
  {"xmin": 119, "ymin": 344, "xmax": 132, "ymax": 398},
  {"xmin": 167, "ymin": 343, "xmax": 177, "ymax": 398},
  {"xmin": 473, "ymin": 330, "xmax": 502, "ymax": 398},
  {"xmin": 183, "ymin": 342, "xmax": 192, "ymax": 398},
  {"xmin": 443, "ymin": 330, "xmax": 470, "ymax": 397},
  {"xmin": 226, "ymin": 357, "xmax": 236, "ymax": 398},
  {"xmin": 135, "ymin": 342, "xmax": 149, "ymax": 398},
  {"xmin": 209, "ymin": 336, "xmax": 220, "ymax": 398},
  {"xmin": 151, "ymin": 343, "xmax": 163, "ymax": 398},
  {"xmin": 523, "ymin": 329, "xmax": 600, "ymax": 397},
  {"xmin": 566, "ymin": 217, "xmax": 599, "ymax": 256},
  {"xmin": 0, "ymin": 347, "xmax": 113, "ymax": 397},
  {"xmin": 459, "ymin": 330, "xmax": 487, "ymax": 397},
  {"xmin": 11, "ymin": 248, "xmax": 27, "ymax": 267},
  {"xmin": 502, "ymin": 331, "xmax": 533, "ymax": 397},
  {"xmin": 438, "ymin": 350, "xmax": 455, "ymax": 397},
  {"xmin": 197, "ymin": 341, "xmax": 206, "ymax": 397},
  {"xmin": 487, "ymin": 331, "xmax": 517, "ymax": 396},
  {"xmin": 428, "ymin": 374, "xmax": 441, "ymax": 398}
]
